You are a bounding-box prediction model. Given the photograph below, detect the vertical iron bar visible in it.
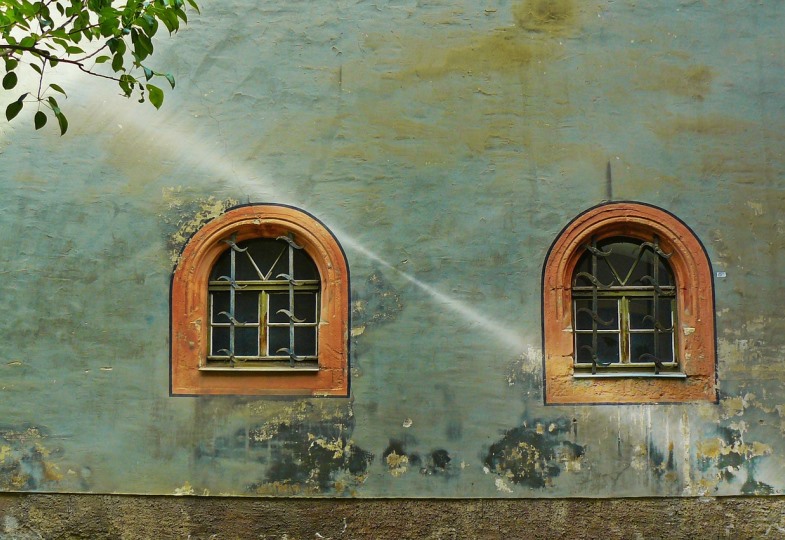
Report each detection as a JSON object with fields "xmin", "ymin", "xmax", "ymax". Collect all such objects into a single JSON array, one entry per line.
[
  {"xmin": 590, "ymin": 237, "xmax": 598, "ymax": 374},
  {"xmin": 652, "ymin": 235, "xmax": 660, "ymax": 374},
  {"xmin": 287, "ymin": 233, "xmax": 295, "ymax": 367},
  {"xmin": 229, "ymin": 233, "xmax": 236, "ymax": 363}
]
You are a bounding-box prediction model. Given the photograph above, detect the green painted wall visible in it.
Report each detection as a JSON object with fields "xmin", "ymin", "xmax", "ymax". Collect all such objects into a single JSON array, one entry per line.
[{"xmin": 1, "ymin": 0, "xmax": 784, "ymax": 498}]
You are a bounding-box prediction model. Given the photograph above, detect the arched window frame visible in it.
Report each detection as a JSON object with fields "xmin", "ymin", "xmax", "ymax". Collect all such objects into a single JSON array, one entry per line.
[
  {"xmin": 171, "ymin": 204, "xmax": 349, "ymax": 396},
  {"xmin": 542, "ymin": 202, "xmax": 717, "ymax": 404}
]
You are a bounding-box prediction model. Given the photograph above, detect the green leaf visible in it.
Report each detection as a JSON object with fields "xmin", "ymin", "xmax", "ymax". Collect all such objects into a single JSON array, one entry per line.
[
  {"xmin": 46, "ymin": 95, "xmax": 59, "ymax": 111},
  {"xmin": 143, "ymin": 66, "xmax": 153, "ymax": 80},
  {"xmin": 186, "ymin": 0, "xmax": 200, "ymax": 14},
  {"xmin": 118, "ymin": 74, "xmax": 135, "ymax": 96},
  {"xmin": 146, "ymin": 83, "xmax": 163, "ymax": 109},
  {"xmin": 2, "ymin": 72, "xmax": 17, "ymax": 90},
  {"xmin": 4, "ymin": 58, "xmax": 18, "ymax": 72},
  {"xmin": 165, "ymin": 73, "xmax": 175, "ymax": 89},
  {"xmin": 5, "ymin": 99, "xmax": 23, "ymax": 121},
  {"xmin": 54, "ymin": 111, "xmax": 68, "ymax": 135},
  {"xmin": 111, "ymin": 52, "xmax": 124, "ymax": 72},
  {"xmin": 19, "ymin": 36, "xmax": 36, "ymax": 48},
  {"xmin": 95, "ymin": 55, "xmax": 111, "ymax": 64},
  {"xmin": 34, "ymin": 110, "xmax": 47, "ymax": 129},
  {"xmin": 49, "ymin": 83, "xmax": 67, "ymax": 96}
]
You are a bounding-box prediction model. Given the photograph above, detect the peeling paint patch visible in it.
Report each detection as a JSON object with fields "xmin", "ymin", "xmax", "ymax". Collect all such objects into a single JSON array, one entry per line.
[
  {"xmin": 159, "ymin": 188, "xmax": 238, "ymax": 265},
  {"xmin": 0, "ymin": 424, "xmax": 73, "ymax": 491},
  {"xmin": 696, "ymin": 425, "xmax": 774, "ymax": 495}
]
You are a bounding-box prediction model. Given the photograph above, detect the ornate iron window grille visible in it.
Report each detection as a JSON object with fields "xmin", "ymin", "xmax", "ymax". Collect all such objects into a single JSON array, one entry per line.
[
  {"xmin": 572, "ymin": 235, "xmax": 678, "ymax": 376},
  {"xmin": 207, "ymin": 233, "xmax": 320, "ymax": 370}
]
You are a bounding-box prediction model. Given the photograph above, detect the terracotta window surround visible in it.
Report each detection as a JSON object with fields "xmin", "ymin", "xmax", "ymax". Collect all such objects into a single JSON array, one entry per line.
[
  {"xmin": 542, "ymin": 202, "xmax": 717, "ymax": 404},
  {"xmin": 171, "ymin": 204, "xmax": 349, "ymax": 396}
]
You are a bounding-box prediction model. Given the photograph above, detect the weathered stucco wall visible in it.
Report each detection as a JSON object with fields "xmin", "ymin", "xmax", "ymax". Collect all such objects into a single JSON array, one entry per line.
[
  {"xmin": 1, "ymin": 0, "xmax": 784, "ymax": 499},
  {"xmin": 2, "ymin": 494, "xmax": 785, "ymax": 539}
]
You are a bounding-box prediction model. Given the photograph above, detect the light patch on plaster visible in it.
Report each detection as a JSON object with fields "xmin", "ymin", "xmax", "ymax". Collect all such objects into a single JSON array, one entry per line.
[
  {"xmin": 721, "ymin": 395, "xmax": 750, "ymax": 419},
  {"xmin": 173, "ymin": 481, "xmax": 195, "ymax": 496},
  {"xmin": 495, "ymin": 477, "xmax": 514, "ymax": 493},
  {"xmin": 385, "ymin": 451, "xmax": 409, "ymax": 477},
  {"xmin": 248, "ymin": 401, "xmax": 344, "ymax": 442},
  {"xmin": 308, "ymin": 433, "xmax": 346, "ymax": 460},
  {"xmin": 630, "ymin": 444, "xmax": 648, "ymax": 471},
  {"xmin": 680, "ymin": 412, "xmax": 694, "ymax": 496},
  {"xmin": 745, "ymin": 201, "xmax": 764, "ymax": 216},
  {"xmin": 696, "ymin": 437, "xmax": 772, "ymax": 462}
]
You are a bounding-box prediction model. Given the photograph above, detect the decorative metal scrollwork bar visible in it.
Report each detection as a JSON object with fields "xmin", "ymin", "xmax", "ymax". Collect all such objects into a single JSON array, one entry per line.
[
  {"xmin": 221, "ymin": 233, "xmax": 246, "ymax": 364},
  {"xmin": 586, "ymin": 237, "xmax": 614, "ymax": 374},
  {"xmin": 275, "ymin": 233, "xmax": 303, "ymax": 367}
]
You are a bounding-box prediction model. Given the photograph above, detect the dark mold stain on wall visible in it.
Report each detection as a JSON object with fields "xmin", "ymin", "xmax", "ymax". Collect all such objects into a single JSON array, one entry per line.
[
  {"xmin": 382, "ymin": 439, "xmax": 456, "ymax": 478},
  {"xmin": 484, "ymin": 418, "xmax": 585, "ymax": 489},
  {"xmin": 194, "ymin": 402, "xmax": 374, "ymax": 496}
]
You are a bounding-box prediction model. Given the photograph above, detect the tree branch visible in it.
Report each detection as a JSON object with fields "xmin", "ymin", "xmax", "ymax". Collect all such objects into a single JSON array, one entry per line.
[{"xmin": 0, "ymin": 44, "xmax": 123, "ymax": 84}]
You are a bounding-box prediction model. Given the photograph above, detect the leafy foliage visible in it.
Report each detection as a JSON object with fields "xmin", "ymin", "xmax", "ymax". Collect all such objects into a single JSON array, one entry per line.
[{"xmin": 0, "ymin": 0, "xmax": 198, "ymax": 134}]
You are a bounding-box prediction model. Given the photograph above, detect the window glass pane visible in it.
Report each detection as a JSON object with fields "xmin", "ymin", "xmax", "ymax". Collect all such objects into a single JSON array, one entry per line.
[
  {"xmin": 658, "ymin": 298, "xmax": 674, "ymax": 329},
  {"xmin": 588, "ymin": 238, "xmax": 675, "ymax": 288},
  {"xmin": 657, "ymin": 258, "xmax": 674, "ymax": 286},
  {"xmin": 211, "ymin": 327, "xmax": 229, "ymax": 356},
  {"xmin": 235, "ymin": 327, "xmax": 259, "ymax": 356},
  {"xmin": 628, "ymin": 298, "xmax": 654, "ymax": 330},
  {"xmin": 268, "ymin": 327, "xmax": 290, "ymax": 356},
  {"xmin": 238, "ymin": 239, "xmax": 289, "ymax": 281},
  {"xmin": 575, "ymin": 333, "xmax": 593, "ymax": 362},
  {"xmin": 600, "ymin": 240, "xmax": 639, "ymax": 286},
  {"xmin": 267, "ymin": 327, "xmax": 317, "ymax": 357},
  {"xmin": 210, "ymin": 249, "xmax": 231, "ymax": 281},
  {"xmin": 574, "ymin": 299, "xmax": 618, "ymax": 330},
  {"xmin": 630, "ymin": 333, "xmax": 655, "ymax": 362},
  {"xmin": 292, "ymin": 248, "xmax": 319, "ymax": 280},
  {"xmin": 234, "ymin": 291, "xmax": 259, "ymax": 324},
  {"xmin": 293, "ymin": 327, "xmax": 317, "ymax": 356},
  {"xmin": 268, "ymin": 293, "xmax": 318, "ymax": 323},
  {"xmin": 575, "ymin": 332, "xmax": 620, "ymax": 364},
  {"xmin": 572, "ymin": 255, "xmax": 593, "ymax": 286},
  {"xmin": 657, "ymin": 332, "xmax": 675, "ymax": 362},
  {"xmin": 211, "ymin": 291, "xmax": 229, "ymax": 323},
  {"xmin": 572, "ymin": 249, "xmax": 616, "ymax": 287},
  {"xmin": 211, "ymin": 291, "xmax": 258, "ymax": 323},
  {"xmin": 597, "ymin": 333, "xmax": 620, "ymax": 364}
]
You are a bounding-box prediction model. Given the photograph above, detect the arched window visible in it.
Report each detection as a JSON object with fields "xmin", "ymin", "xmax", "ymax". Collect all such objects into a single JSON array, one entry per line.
[
  {"xmin": 171, "ymin": 205, "xmax": 349, "ymax": 396},
  {"xmin": 572, "ymin": 236, "xmax": 677, "ymax": 374},
  {"xmin": 543, "ymin": 203, "xmax": 716, "ymax": 404}
]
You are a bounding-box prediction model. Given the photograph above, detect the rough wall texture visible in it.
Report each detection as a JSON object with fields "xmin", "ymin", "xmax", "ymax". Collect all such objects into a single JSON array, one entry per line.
[
  {"xmin": 1, "ymin": 0, "xmax": 784, "ymax": 502},
  {"xmin": 3, "ymin": 494, "xmax": 785, "ymax": 539}
]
